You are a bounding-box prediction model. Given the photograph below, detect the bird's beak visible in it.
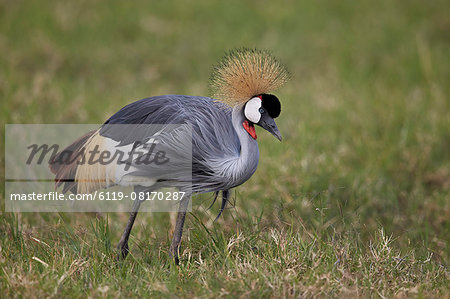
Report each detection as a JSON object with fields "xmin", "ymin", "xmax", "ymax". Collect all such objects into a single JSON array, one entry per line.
[{"xmin": 257, "ymin": 114, "xmax": 282, "ymax": 141}]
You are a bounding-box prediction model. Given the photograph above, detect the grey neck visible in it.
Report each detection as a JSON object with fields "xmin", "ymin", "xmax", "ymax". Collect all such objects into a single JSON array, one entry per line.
[{"xmin": 228, "ymin": 105, "xmax": 260, "ymax": 185}]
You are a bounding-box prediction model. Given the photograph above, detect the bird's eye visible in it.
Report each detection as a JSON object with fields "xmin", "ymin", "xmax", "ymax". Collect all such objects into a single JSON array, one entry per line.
[{"xmin": 259, "ymin": 107, "xmax": 265, "ymax": 114}]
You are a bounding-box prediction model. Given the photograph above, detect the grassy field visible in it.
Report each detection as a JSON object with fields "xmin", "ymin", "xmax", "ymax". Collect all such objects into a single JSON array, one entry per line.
[{"xmin": 1, "ymin": 0, "xmax": 449, "ymax": 297}]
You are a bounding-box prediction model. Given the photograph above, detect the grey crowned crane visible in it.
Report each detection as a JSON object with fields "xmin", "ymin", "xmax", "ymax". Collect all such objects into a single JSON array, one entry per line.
[{"xmin": 49, "ymin": 48, "xmax": 290, "ymax": 263}]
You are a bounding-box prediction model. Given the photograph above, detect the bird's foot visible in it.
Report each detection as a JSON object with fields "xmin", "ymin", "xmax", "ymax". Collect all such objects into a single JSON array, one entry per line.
[
  {"xmin": 169, "ymin": 246, "xmax": 180, "ymax": 265},
  {"xmin": 116, "ymin": 241, "xmax": 129, "ymax": 261}
]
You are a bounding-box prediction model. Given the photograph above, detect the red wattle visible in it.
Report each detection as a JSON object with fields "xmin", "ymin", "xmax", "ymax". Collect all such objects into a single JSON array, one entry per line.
[{"xmin": 243, "ymin": 120, "xmax": 257, "ymax": 140}]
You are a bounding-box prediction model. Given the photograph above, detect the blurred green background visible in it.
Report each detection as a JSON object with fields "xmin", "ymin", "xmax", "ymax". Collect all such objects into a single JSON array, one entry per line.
[{"xmin": 1, "ymin": 0, "xmax": 449, "ymax": 297}]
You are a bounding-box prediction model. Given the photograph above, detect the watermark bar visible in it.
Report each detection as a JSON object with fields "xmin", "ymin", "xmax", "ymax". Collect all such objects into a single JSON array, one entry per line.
[{"xmin": 5, "ymin": 124, "xmax": 192, "ymax": 212}]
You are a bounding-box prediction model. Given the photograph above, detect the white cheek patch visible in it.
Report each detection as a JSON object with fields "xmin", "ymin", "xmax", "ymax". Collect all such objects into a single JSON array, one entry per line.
[{"xmin": 244, "ymin": 97, "xmax": 262, "ymax": 123}]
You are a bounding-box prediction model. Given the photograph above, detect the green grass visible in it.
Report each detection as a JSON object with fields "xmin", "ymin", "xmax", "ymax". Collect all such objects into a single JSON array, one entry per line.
[{"xmin": 1, "ymin": 0, "xmax": 449, "ymax": 297}]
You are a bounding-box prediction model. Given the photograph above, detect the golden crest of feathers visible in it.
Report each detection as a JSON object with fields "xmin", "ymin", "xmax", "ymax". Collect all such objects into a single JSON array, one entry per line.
[{"xmin": 209, "ymin": 48, "xmax": 291, "ymax": 106}]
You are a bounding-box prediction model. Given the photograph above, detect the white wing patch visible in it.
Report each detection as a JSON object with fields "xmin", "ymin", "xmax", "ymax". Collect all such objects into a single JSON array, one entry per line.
[{"xmin": 104, "ymin": 137, "xmax": 158, "ymax": 188}]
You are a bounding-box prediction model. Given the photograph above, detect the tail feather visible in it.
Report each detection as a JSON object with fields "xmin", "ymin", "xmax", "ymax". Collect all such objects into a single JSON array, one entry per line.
[{"xmin": 49, "ymin": 130, "xmax": 97, "ymax": 194}]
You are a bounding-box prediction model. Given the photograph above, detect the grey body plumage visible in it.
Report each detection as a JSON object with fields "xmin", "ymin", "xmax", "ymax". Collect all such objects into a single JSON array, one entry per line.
[{"xmin": 103, "ymin": 95, "xmax": 259, "ymax": 193}]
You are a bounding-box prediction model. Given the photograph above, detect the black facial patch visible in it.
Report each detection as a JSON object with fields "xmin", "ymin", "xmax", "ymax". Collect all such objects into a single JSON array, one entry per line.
[{"xmin": 260, "ymin": 94, "xmax": 281, "ymax": 118}]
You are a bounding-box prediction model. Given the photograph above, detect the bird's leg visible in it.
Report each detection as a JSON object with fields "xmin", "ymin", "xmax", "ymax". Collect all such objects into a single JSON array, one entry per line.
[
  {"xmin": 207, "ymin": 191, "xmax": 220, "ymax": 210},
  {"xmin": 117, "ymin": 188, "xmax": 145, "ymax": 260},
  {"xmin": 169, "ymin": 194, "xmax": 190, "ymax": 265},
  {"xmin": 214, "ymin": 190, "xmax": 229, "ymax": 222}
]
